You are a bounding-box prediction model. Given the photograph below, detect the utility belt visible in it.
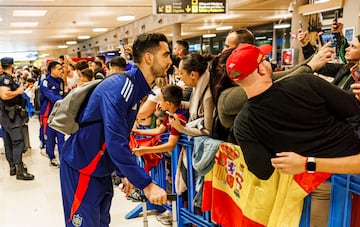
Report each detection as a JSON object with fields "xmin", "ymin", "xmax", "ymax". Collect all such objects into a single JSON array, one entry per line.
[{"xmin": 4, "ymin": 104, "xmax": 28, "ymax": 122}]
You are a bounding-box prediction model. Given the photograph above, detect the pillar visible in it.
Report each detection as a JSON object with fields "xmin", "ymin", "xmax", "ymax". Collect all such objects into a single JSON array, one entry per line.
[{"xmin": 172, "ymin": 23, "xmax": 181, "ymax": 48}]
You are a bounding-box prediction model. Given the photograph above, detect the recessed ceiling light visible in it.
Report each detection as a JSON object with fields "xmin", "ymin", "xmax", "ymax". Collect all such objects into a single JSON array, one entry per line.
[
  {"xmin": 9, "ymin": 30, "xmax": 33, "ymax": 34},
  {"xmin": 202, "ymin": 33, "xmax": 216, "ymax": 38},
  {"xmin": 10, "ymin": 22, "xmax": 38, "ymax": 27},
  {"xmin": 273, "ymin": 23, "xmax": 291, "ymax": 29},
  {"xmin": 93, "ymin": 28, "xmax": 108, "ymax": 32},
  {"xmin": 78, "ymin": 35, "xmax": 91, "ymax": 40},
  {"xmin": 13, "ymin": 10, "xmax": 47, "ymax": 17},
  {"xmin": 58, "ymin": 45, "xmax": 68, "ymax": 49},
  {"xmin": 216, "ymin": 25, "xmax": 233, "ymax": 31},
  {"xmin": 117, "ymin": 15, "xmax": 135, "ymax": 21},
  {"xmin": 255, "ymin": 36, "xmax": 267, "ymax": 40},
  {"xmin": 66, "ymin": 41, "xmax": 77, "ymax": 45},
  {"xmin": 0, "ymin": 17, "xmax": 2, "ymax": 22},
  {"xmin": 16, "ymin": 0, "xmax": 54, "ymax": 1}
]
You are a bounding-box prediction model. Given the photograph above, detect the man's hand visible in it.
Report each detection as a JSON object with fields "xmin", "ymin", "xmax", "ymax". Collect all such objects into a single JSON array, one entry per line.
[
  {"xmin": 331, "ymin": 20, "xmax": 344, "ymax": 36},
  {"xmin": 307, "ymin": 42, "xmax": 334, "ymax": 72},
  {"xmin": 16, "ymin": 83, "xmax": 25, "ymax": 95},
  {"xmin": 119, "ymin": 177, "xmax": 134, "ymax": 197},
  {"xmin": 271, "ymin": 152, "xmax": 307, "ymax": 175},
  {"xmin": 132, "ymin": 147, "xmax": 146, "ymax": 156},
  {"xmin": 143, "ymin": 182, "xmax": 168, "ymax": 205},
  {"xmin": 351, "ymin": 83, "xmax": 360, "ymax": 101}
]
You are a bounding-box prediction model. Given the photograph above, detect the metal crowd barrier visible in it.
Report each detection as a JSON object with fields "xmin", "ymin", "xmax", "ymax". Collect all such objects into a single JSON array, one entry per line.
[{"xmin": 126, "ymin": 133, "xmax": 360, "ymax": 227}]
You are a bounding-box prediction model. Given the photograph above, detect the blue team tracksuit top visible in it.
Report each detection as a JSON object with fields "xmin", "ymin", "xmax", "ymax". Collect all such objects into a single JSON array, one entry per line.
[{"xmin": 61, "ymin": 66, "xmax": 153, "ymax": 189}]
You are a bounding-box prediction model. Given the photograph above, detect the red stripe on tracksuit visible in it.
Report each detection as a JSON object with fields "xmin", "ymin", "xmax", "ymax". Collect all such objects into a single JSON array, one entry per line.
[
  {"xmin": 67, "ymin": 143, "xmax": 106, "ymax": 222},
  {"xmin": 40, "ymin": 102, "xmax": 51, "ymax": 135}
]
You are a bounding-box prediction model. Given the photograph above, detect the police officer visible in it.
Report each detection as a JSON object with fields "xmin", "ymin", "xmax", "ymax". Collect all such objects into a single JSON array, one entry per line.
[
  {"xmin": 0, "ymin": 57, "xmax": 34, "ymax": 180},
  {"xmin": 40, "ymin": 61, "xmax": 65, "ymax": 168}
]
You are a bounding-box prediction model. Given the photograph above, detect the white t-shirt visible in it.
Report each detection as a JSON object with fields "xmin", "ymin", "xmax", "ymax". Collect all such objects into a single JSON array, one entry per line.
[{"xmin": 65, "ymin": 71, "xmax": 80, "ymax": 93}]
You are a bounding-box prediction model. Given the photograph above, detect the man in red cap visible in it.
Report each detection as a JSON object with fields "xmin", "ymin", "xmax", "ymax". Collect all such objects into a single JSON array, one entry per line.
[{"xmin": 227, "ymin": 43, "xmax": 360, "ymax": 180}]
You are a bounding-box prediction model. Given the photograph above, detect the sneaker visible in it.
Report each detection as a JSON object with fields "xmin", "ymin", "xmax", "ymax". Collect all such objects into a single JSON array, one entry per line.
[
  {"xmin": 49, "ymin": 158, "xmax": 60, "ymax": 168},
  {"xmin": 159, "ymin": 214, "xmax": 173, "ymax": 225},
  {"xmin": 156, "ymin": 211, "xmax": 171, "ymax": 221}
]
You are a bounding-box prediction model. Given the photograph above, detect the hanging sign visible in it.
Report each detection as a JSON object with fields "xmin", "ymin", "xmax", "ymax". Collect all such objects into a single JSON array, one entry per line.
[{"xmin": 155, "ymin": 0, "xmax": 226, "ymax": 14}]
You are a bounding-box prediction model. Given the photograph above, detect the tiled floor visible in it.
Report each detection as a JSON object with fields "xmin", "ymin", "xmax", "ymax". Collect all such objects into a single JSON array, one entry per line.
[{"xmin": 0, "ymin": 117, "xmax": 166, "ymax": 227}]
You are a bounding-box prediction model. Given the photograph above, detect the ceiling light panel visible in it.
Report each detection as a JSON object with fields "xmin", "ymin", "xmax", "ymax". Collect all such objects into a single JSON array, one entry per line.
[
  {"xmin": 78, "ymin": 35, "xmax": 91, "ymax": 40},
  {"xmin": 13, "ymin": 10, "xmax": 47, "ymax": 17},
  {"xmin": 16, "ymin": 0, "xmax": 54, "ymax": 1},
  {"xmin": 117, "ymin": 15, "xmax": 135, "ymax": 21},
  {"xmin": 9, "ymin": 30, "xmax": 33, "ymax": 34},
  {"xmin": 93, "ymin": 28, "xmax": 108, "ymax": 32},
  {"xmin": 10, "ymin": 22, "xmax": 39, "ymax": 27},
  {"xmin": 66, "ymin": 41, "xmax": 77, "ymax": 45}
]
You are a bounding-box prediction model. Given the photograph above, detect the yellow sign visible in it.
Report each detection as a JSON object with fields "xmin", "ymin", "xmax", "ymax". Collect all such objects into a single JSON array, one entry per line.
[
  {"xmin": 155, "ymin": 0, "xmax": 226, "ymax": 14},
  {"xmin": 165, "ymin": 5, "xmax": 172, "ymax": 13}
]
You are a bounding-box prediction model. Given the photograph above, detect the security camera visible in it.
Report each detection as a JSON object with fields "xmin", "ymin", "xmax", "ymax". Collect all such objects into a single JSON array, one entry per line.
[{"xmin": 288, "ymin": 2, "xmax": 294, "ymax": 13}]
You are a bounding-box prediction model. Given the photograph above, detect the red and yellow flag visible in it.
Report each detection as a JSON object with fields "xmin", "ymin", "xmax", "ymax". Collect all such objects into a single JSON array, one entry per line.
[{"xmin": 202, "ymin": 142, "xmax": 331, "ymax": 227}]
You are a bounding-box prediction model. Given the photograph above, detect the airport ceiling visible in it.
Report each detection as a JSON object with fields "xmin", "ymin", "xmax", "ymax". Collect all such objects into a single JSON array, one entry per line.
[{"xmin": 0, "ymin": 0, "xmax": 294, "ymax": 54}]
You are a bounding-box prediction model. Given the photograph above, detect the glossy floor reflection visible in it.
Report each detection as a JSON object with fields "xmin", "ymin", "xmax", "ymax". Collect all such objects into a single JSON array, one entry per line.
[{"xmin": 0, "ymin": 117, "xmax": 166, "ymax": 227}]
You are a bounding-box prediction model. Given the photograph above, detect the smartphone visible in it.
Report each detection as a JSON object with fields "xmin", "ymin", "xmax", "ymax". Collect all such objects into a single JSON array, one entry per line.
[
  {"xmin": 334, "ymin": 10, "xmax": 338, "ymax": 24},
  {"xmin": 351, "ymin": 64, "xmax": 360, "ymax": 83},
  {"xmin": 319, "ymin": 32, "xmax": 340, "ymax": 47}
]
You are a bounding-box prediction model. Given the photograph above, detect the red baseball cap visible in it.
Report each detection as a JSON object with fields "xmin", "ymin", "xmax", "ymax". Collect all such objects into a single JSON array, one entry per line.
[{"xmin": 226, "ymin": 44, "xmax": 272, "ymax": 81}]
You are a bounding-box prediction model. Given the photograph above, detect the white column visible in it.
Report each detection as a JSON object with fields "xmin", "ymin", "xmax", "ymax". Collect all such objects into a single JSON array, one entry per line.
[
  {"xmin": 291, "ymin": 0, "xmax": 309, "ymax": 64},
  {"xmin": 341, "ymin": 0, "xmax": 360, "ymax": 36},
  {"xmin": 172, "ymin": 23, "xmax": 181, "ymax": 48}
]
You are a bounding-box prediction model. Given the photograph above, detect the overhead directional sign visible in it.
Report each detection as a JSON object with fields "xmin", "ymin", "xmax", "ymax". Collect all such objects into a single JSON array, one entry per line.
[{"xmin": 155, "ymin": 0, "xmax": 226, "ymax": 14}]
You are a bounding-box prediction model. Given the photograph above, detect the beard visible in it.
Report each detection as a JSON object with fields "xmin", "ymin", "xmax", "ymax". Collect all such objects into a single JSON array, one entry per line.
[{"xmin": 151, "ymin": 60, "xmax": 170, "ymax": 79}]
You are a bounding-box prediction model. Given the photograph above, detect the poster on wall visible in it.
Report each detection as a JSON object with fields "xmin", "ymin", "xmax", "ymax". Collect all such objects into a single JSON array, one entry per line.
[
  {"xmin": 344, "ymin": 27, "xmax": 354, "ymax": 42},
  {"xmin": 281, "ymin": 49, "xmax": 294, "ymax": 68}
]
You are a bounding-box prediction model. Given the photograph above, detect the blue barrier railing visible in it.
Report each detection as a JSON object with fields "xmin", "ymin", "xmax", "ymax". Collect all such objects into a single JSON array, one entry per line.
[{"xmin": 126, "ymin": 133, "xmax": 360, "ymax": 227}]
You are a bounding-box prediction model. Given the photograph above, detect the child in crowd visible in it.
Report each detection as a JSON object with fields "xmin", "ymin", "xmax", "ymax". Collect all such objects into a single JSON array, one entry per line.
[
  {"xmin": 132, "ymin": 85, "xmax": 188, "ymax": 155},
  {"xmin": 78, "ymin": 68, "xmax": 94, "ymax": 86},
  {"xmin": 132, "ymin": 85, "xmax": 188, "ymax": 226}
]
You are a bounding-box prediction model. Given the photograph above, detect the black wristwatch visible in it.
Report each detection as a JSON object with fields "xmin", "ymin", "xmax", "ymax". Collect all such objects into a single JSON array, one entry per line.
[{"xmin": 306, "ymin": 157, "xmax": 316, "ymax": 173}]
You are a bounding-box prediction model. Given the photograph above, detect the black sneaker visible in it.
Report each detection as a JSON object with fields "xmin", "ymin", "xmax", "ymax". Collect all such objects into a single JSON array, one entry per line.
[{"xmin": 49, "ymin": 159, "xmax": 60, "ymax": 168}]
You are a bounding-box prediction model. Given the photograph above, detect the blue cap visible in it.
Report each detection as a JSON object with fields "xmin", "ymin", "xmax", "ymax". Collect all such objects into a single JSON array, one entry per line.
[{"xmin": 0, "ymin": 57, "xmax": 14, "ymax": 67}]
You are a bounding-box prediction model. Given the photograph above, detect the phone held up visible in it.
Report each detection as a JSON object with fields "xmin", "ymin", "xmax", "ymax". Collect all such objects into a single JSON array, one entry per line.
[
  {"xmin": 351, "ymin": 63, "xmax": 360, "ymax": 83},
  {"xmin": 319, "ymin": 32, "xmax": 340, "ymax": 48}
]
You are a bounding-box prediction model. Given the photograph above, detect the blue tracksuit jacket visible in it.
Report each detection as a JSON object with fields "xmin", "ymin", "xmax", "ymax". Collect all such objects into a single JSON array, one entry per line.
[{"xmin": 61, "ymin": 65, "xmax": 153, "ymax": 189}]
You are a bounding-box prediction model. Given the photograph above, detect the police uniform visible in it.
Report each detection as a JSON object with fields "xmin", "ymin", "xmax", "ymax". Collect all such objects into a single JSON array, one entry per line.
[
  {"xmin": 0, "ymin": 57, "xmax": 34, "ymax": 180},
  {"xmin": 40, "ymin": 73, "xmax": 65, "ymax": 161},
  {"xmin": 60, "ymin": 66, "xmax": 153, "ymax": 226}
]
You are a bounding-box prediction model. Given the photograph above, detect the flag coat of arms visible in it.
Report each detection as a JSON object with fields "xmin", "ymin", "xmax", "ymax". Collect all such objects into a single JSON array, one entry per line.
[{"xmin": 202, "ymin": 142, "xmax": 331, "ymax": 227}]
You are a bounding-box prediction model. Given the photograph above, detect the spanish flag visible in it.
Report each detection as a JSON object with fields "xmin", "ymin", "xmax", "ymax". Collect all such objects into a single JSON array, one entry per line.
[{"xmin": 202, "ymin": 142, "xmax": 331, "ymax": 227}]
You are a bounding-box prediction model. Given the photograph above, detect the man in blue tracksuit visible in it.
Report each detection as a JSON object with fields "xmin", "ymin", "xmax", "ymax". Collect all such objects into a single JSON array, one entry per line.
[
  {"xmin": 40, "ymin": 61, "xmax": 64, "ymax": 168},
  {"xmin": 60, "ymin": 33, "xmax": 172, "ymax": 227}
]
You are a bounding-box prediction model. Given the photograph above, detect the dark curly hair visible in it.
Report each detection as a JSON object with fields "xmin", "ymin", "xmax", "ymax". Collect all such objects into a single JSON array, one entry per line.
[{"xmin": 210, "ymin": 47, "xmax": 237, "ymax": 105}]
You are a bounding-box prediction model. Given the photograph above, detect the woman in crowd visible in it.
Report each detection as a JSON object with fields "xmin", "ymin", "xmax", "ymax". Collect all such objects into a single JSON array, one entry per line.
[{"xmin": 170, "ymin": 53, "xmax": 214, "ymax": 136}]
